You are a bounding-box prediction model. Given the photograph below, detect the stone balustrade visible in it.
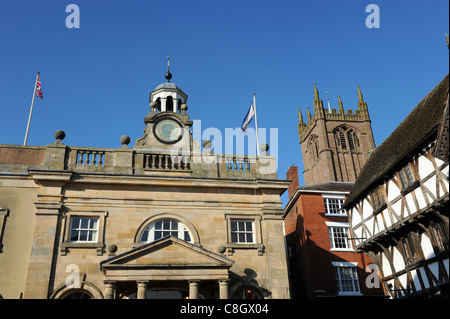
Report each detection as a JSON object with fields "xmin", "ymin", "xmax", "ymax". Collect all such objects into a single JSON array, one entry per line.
[{"xmin": 0, "ymin": 135, "xmax": 278, "ymax": 179}]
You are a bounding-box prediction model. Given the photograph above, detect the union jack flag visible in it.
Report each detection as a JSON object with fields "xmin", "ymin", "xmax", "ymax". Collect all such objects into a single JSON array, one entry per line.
[{"xmin": 36, "ymin": 74, "xmax": 43, "ymax": 99}]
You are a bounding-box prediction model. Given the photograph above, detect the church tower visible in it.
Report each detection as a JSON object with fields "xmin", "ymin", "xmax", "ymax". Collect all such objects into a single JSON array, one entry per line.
[{"xmin": 298, "ymin": 83, "xmax": 376, "ymax": 185}]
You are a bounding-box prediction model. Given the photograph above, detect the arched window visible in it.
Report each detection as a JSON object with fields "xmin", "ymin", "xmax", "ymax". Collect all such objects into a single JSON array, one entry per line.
[
  {"xmin": 166, "ymin": 96, "xmax": 174, "ymax": 112},
  {"xmin": 334, "ymin": 126, "xmax": 359, "ymax": 153},
  {"xmin": 139, "ymin": 219, "xmax": 193, "ymax": 243},
  {"xmin": 308, "ymin": 135, "xmax": 319, "ymax": 162},
  {"xmin": 339, "ymin": 131, "xmax": 347, "ymax": 150},
  {"xmin": 61, "ymin": 290, "xmax": 93, "ymax": 299}
]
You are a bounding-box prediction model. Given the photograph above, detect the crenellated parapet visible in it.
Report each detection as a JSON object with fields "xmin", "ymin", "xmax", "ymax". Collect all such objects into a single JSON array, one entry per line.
[{"xmin": 298, "ymin": 84, "xmax": 371, "ymax": 143}]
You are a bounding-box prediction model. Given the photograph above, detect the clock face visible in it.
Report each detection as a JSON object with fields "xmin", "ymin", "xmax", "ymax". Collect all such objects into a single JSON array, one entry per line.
[{"xmin": 153, "ymin": 118, "xmax": 183, "ymax": 144}]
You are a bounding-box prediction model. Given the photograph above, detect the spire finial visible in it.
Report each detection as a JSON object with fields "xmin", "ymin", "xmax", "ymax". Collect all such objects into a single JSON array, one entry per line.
[
  {"xmin": 446, "ymin": 33, "xmax": 449, "ymax": 49},
  {"xmin": 357, "ymin": 85, "xmax": 364, "ymax": 103},
  {"xmin": 314, "ymin": 83, "xmax": 319, "ymax": 101},
  {"xmin": 165, "ymin": 55, "xmax": 172, "ymax": 82},
  {"xmin": 338, "ymin": 95, "xmax": 344, "ymax": 114},
  {"xmin": 298, "ymin": 107, "xmax": 304, "ymax": 124}
]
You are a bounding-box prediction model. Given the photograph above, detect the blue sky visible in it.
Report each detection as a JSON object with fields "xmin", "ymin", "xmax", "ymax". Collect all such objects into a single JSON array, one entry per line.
[{"xmin": 0, "ymin": 0, "xmax": 448, "ymax": 204}]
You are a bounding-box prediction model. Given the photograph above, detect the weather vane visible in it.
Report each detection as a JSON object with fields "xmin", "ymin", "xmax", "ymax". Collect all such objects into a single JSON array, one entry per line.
[{"xmin": 165, "ymin": 55, "xmax": 172, "ymax": 82}]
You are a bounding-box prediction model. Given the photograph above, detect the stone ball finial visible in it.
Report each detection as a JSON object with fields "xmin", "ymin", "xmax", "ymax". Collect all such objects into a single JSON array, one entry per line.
[
  {"xmin": 54, "ymin": 130, "xmax": 65, "ymax": 141},
  {"xmin": 150, "ymin": 101, "xmax": 157, "ymax": 111},
  {"xmin": 108, "ymin": 244, "xmax": 118, "ymax": 254},
  {"xmin": 202, "ymin": 139, "xmax": 212, "ymax": 149},
  {"xmin": 120, "ymin": 135, "xmax": 130, "ymax": 146},
  {"xmin": 260, "ymin": 143, "xmax": 269, "ymax": 153},
  {"xmin": 217, "ymin": 245, "xmax": 226, "ymax": 254},
  {"xmin": 180, "ymin": 104, "xmax": 188, "ymax": 113}
]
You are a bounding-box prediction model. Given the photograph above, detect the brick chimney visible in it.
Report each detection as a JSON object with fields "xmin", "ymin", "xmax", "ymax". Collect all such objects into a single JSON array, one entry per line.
[{"xmin": 287, "ymin": 165, "xmax": 299, "ymax": 199}]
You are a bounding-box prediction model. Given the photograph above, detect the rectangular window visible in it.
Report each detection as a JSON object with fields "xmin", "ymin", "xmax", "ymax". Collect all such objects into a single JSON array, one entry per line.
[
  {"xmin": 430, "ymin": 222, "xmax": 449, "ymax": 255},
  {"xmin": 334, "ymin": 266, "xmax": 360, "ymax": 294},
  {"xmin": 371, "ymin": 187, "xmax": 385, "ymax": 210},
  {"xmin": 328, "ymin": 226, "xmax": 352, "ymax": 250},
  {"xmin": 324, "ymin": 197, "xmax": 346, "ymax": 215},
  {"xmin": 69, "ymin": 217, "xmax": 99, "ymax": 242},
  {"xmin": 400, "ymin": 235, "xmax": 423, "ymax": 265},
  {"xmin": 398, "ymin": 164, "xmax": 415, "ymax": 190},
  {"xmin": 230, "ymin": 220, "xmax": 254, "ymax": 244}
]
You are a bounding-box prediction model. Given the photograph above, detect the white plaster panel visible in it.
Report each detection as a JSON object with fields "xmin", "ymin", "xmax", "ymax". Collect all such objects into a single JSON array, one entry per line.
[
  {"xmin": 362, "ymin": 198, "xmax": 373, "ymax": 220},
  {"xmin": 421, "ymin": 235, "xmax": 436, "ymax": 260},
  {"xmin": 418, "ymin": 155, "xmax": 435, "ymax": 179},
  {"xmin": 387, "ymin": 179, "xmax": 400, "ymax": 202}
]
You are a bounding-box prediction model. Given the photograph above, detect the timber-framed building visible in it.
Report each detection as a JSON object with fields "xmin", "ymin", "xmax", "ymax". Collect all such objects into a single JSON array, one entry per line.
[{"xmin": 344, "ymin": 74, "xmax": 449, "ymax": 299}]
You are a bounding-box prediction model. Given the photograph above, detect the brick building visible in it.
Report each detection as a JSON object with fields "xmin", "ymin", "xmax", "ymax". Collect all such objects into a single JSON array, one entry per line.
[{"xmin": 283, "ymin": 84, "xmax": 384, "ymax": 298}]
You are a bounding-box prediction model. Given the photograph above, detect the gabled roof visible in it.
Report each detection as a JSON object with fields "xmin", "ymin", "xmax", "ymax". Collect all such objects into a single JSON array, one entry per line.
[{"xmin": 344, "ymin": 74, "xmax": 449, "ymax": 208}]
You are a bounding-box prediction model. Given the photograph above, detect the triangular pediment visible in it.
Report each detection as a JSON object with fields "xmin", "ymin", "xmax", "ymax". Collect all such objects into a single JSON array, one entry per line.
[{"xmin": 101, "ymin": 236, "xmax": 234, "ymax": 269}]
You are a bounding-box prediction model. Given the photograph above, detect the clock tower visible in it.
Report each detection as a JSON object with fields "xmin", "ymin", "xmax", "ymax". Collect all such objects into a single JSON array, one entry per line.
[{"xmin": 134, "ymin": 57, "xmax": 193, "ymax": 154}]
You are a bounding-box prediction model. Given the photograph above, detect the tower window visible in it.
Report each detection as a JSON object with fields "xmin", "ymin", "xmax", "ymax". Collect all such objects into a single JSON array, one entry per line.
[
  {"xmin": 347, "ymin": 131, "xmax": 355, "ymax": 151},
  {"xmin": 339, "ymin": 131, "xmax": 347, "ymax": 150}
]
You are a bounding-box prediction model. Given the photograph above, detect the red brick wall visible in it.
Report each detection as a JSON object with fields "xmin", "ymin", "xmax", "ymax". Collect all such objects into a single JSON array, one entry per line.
[
  {"xmin": 0, "ymin": 146, "xmax": 46, "ymax": 165},
  {"xmin": 284, "ymin": 191, "xmax": 384, "ymax": 298}
]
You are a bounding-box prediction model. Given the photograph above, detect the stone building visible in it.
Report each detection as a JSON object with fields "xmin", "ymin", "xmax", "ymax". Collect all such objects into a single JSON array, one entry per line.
[
  {"xmin": 283, "ymin": 84, "xmax": 383, "ymax": 298},
  {"xmin": 0, "ymin": 69, "xmax": 291, "ymax": 299},
  {"xmin": 344, "ymin": 74, "xmax": 449, "ymax": 299}
]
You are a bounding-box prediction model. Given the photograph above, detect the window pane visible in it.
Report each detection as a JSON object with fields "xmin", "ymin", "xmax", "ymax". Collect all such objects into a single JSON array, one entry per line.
[
  {"xmin": 79, "ymin": 230, "xmax": 88, "ymax": 241},
  {"xmin": 155, "ymin": 220, "xmax": 162, "ymax": 230},
  {"xmin": 70, "ymin": 230, "xmax": 79, "ymax": 242},
  {"xmin": 141, "ymin": 230, "xmax": 149, "ymax": 242},
  {"xmin": 88, "ymin": 230, "xmax": 96, "ymax": 242},
  {"xmin": 246, "ymin": 233, "xmax": 253, "ymax": 243},
  {"xmin": 239, "ymin": 233, "xmax": 245, "ymax": 243},
  {"xmin": 163, "ymin": 220, "xmax": 170, "ymax": 230},
  {"xmin": 155, "ymin": 231, "xmax": 162, "ymax": 240},
  {"xmin": 231, "ymin": 221, "xmax": 237, "ymax": 232},
  {"xmin": 231, "ymin": 233, "xmax": 238, "ymax": 243},
  {"xmin": 80, "ymin": 218, "xmax": 89, "ymax": 229},
  {"xmin": 90, "ymin": 218, "xmax": 98, "ymax": 229},
  {"xmin": 184, "ymin": 231, "xmax": 191, "ymax": 242},
  {"xmin": 72, "ymin": 218, "xmax": 80, "ymax": 228},
  {"xmin": 238, "ymin": 221, "xmax": 245, "ymax": 231},
  {"xmin": 171, "ymin": 221, "xmax": 178, "ymax": 230},
  {"xmin": 246, "ymin": 222, "xmax": 252, "ymax": 231}
]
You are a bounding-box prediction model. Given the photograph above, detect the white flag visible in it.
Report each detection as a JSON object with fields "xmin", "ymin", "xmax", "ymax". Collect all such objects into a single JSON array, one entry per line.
[{"xmin": 241, "ymin": 99, "xmax": 255, "ymax": 133}]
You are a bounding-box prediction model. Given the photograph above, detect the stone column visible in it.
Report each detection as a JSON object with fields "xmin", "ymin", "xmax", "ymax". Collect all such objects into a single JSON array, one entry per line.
[
  {"xmin": 219, "ymin": 280, "xmax": 229, "ymax": 299},
  {"xmin": 104, "ymin": 281, "xmax": 116, "ymax": 299},
  {"xmin": 160, "ymin": 97, "xmax": 167, "ymax": 112},
  {"xmin": 189, "ymin": 280, "xmax": 200, "ymax": 299},
  {"xmin": 137, "ymin": 281, "xmax": 148, "ymax": 299}
]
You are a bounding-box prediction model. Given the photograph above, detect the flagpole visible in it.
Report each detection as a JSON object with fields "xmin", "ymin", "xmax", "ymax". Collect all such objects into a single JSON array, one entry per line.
[
  {"xmin": 24, "ymin": 72, "xmax": 39, "ymax": 146},
  {"xmin": 253, "ymin": 93, "xmax": 260, "ymax": 156}
]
